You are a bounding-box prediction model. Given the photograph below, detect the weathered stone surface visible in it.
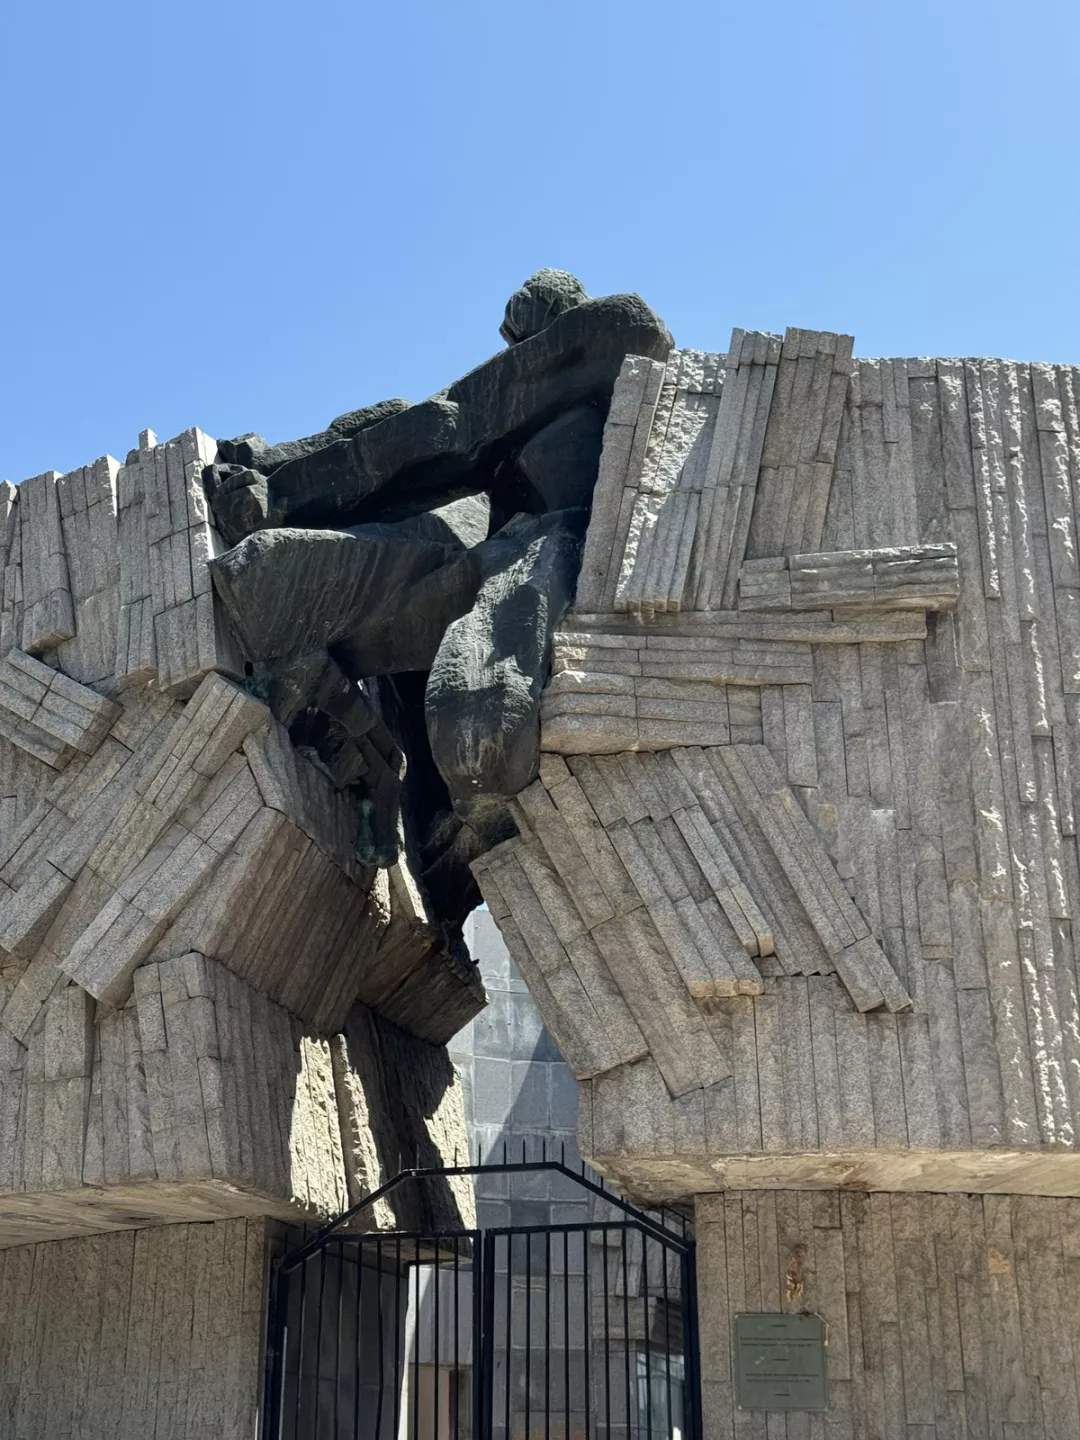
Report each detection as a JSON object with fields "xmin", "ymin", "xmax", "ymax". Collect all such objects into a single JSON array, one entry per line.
[
  {"xmin": 394, "ymin": 492, "xmax": 491, "ymax": 547},
  {"xmin": 255, "ymin": 651, "xmax": 404, "ymax": 861},
  {"xmin": 695, "ymin": 1191, "xmax": 1080, "ymax": 1439},
  {"xmin": 200, "ymin": 464, "xmax": 270, "ymax": 547},
  {"xmin": 426, "ymin": 510, "xmax": 584, "ymax": 815},
  {"xmin": 0, "ymin": 648, "xmax": 120, "ymax": 769},
  {"xmin": 738, "ymin": 543, "xmax": 961, "ymax": 612},
  {"xmin": 0, "ymin": 673, "xmax": 484, "ymax": 1049},
  {"xmin": 0, "ymin": 1220, "xmax": 273, "ymax": 1429}
]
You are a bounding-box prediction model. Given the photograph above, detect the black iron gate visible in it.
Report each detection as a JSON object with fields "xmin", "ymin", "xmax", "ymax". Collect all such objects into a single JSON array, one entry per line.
[{"xmin": 263, "ymin": 1159, "xmax": 701, "ymax": 1440}]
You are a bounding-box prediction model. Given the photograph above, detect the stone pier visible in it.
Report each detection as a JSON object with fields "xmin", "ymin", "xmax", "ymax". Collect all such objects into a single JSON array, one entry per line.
[{"xmin": 0, "ymin": 431, "xmax": 476, "ymax": 1434}]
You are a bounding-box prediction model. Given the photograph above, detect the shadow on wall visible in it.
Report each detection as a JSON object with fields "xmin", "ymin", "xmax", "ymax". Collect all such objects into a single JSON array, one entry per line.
[{"xmin": 333, "ymin": 1001, "xmax": 475, "ymax": 1235}]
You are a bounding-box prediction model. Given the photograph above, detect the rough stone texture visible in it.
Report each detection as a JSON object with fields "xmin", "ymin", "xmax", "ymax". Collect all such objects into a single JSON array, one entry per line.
[
  {"xmin": 0, "ymin": 671, "xmax": 483, "ymax": 1047},
  {"xmin": 114, "ymin": 427, "xmax": 243, "ymax": 697},
  {"xmin": 739, "ymin": 544, "xmax": 961, "ymax": 612},
  {"xmin": 217, "ymin": 396, "xmax": 415, "ymax": 475},
  {"xmin": 474, "ymin": 332, "xmax": 1080, "ymax": 1215},
  {"xmin": 512, "ymin": 402, "xmax": 608, "ymax": 514},
  {"xmin": 0, "ymin": 1216, "xmax": 277, "ymax": 1437},
  {"xmin": 0, "ymin": 647, "xmax": 120, "ymax": 769},
  {"xmin": 0, "ymin": 439, "xmax": 482, "ymax": 1267},
  {"xmin": 334, "ymin": 1001, "xmax": 475, "ymax": 1233},
  {"xmin": 0, "ymin": 950, "xmax": 472, "ymax": 1247},
  {"xmin": 696, "ymin": 1189, "xmax": 1080, "ymax": 1440},
  {"xmin": 470, "ymin": 740, "xmax": 908, "ymax": 1106},
  {"xmin": 251, "ymin": 653, "xmax": 406, "ymax": 862}
]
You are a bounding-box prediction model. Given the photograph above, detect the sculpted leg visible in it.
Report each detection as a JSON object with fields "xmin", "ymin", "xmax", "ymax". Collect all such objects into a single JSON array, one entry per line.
[{"xmin": 425, "ymin": 509, "xmax": 585, "ymax": 820}]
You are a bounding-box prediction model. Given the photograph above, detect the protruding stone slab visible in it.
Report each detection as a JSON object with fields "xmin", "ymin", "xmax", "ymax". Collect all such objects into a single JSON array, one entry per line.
[{"xmin": 737, "ymin": 544, "xmax": 960, "ymax": 612}]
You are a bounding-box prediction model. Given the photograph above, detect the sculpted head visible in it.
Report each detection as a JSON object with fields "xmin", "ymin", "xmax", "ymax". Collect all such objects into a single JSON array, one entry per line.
[{"xmin": 499, "ymin": 268, "xmax": 590, "ymax": 345}]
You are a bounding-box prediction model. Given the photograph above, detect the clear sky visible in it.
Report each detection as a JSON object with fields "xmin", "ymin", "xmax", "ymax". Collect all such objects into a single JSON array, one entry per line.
[{"xmin": 2, "ymin": 0, "xmax": 1079, "ymax": 481}]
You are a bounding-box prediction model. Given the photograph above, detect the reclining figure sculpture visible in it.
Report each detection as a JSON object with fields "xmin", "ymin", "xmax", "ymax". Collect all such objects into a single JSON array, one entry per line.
[{"xmin": 202, "ymin": 271, "xmax": 672, "ymax": 933}]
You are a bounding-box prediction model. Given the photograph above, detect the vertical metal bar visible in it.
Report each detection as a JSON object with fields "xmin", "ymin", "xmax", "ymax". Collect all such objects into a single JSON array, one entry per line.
[
  {"xmin": 263, "ymin": 1260, "xmax": 288, "ymax": 1440},
  {"xmin": 478, "ymin": 1231, "xmax": 496, "ymax": 1440},
  {"xmin": 375, "ymin": 1240, "xmax": 386, "ymax": 1440},
  {"xmin": 602, "ymin": 1229, "xmax": 611, "ymax": 1440},
  {"xmin": 434, "ymin": 1241, "xmax": 441, "ymax": 1440},
  {"xmin": 661, "ymin": 1242, "xmax": 673, "ymax": 1440},
  {"xmin": 314, "ymin": 1249, "xmax": 328, "ymax": 1436},
  {"xmin": 544, "ymin": 1232, "xmax": 551, "ymax": 1440},
  {"xmin": 583, "ymin": 1230, "xmax": 592, "ymax": 1440},
  {"xmin": 413, "ymin": 1238, "xmax": 422, "ymax": 1440},
  {"xmin": 681, "ymin": 1246, "xmax": 703, "ymax": 1440},
  {"xmin": 392, "ymin": 1236, "xmax": 402, "ymax": 1440},
  {"xmin": 524, "ymin": 1234, "xmax": 532, "ymax": 1440},
  {"xmin": 293, "ymin": 1254, "xmax": 308, "ymax": 1438},
  {"xmin": 642, "ymin": 1234, "xmax": 653, "ymax": 1440},
  {"xmin": 334, "ymin": 1245, "xmax": 343, "ymax": 1440},
  {"xmin": 504, "ymin": 1234, "xmax": 512, "ymax": 1440},
  {"xmin": 621, "ymin": 1231, "xmax": 631, "ymax": 1440},
  {"xmin": 453, "ymin": 1240, "xmax": 461, "ymax": 1440},
  {"xmin": 563, "ymin": 1231, "xmax": 570, "ymax": 1440},
  {"xmin": 353, "ymin": 1242, "xmax": 366, "ymax": 1440}
]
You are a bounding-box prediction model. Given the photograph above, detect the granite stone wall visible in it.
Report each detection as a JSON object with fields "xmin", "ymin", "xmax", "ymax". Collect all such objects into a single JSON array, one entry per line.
[
  {"xmin": 469, "ymin": 329, "xmax": 1080, "ymax": 1437},
  {"xmin": 696, "ymin": 1189, "xmax": 1080, "ymax": 1440},
  {"xmin": 0, "ymin": 1216, "xmax": 276, "ymax": 1439},
  {"xmin": 0, "ymin": 425, "xmax": 478, "ymax": 1437},
  {"xmin": 475, "ymin": 334, "xmax": 1080, "ymax": 1204}
]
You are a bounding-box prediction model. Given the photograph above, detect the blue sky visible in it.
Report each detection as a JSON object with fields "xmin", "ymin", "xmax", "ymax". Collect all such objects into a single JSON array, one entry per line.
[{"xmin": 2, "ymin": 0, "xmax": 1078, "ymax": 481}]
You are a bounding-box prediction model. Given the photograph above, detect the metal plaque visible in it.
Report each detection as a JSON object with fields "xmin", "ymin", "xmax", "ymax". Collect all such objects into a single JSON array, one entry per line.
[{"xmin": 734, "ymin": 1313, "xmax": 828, "ymax": 1412}]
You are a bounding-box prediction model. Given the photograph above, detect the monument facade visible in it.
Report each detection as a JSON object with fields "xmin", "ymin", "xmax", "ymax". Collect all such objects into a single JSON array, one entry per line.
[{"xmin": 3, "ymin": 270, "xmax": 1080, "ymax": 1436}]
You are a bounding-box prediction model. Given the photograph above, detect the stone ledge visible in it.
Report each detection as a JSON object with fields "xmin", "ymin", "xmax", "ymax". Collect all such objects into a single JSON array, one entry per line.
[
  {"xmin": 0, "ymin": 953, "xmax": 473, "ymax": 1246},
  {"xmin": 738, "ymin": 544, "xmax": 960, "ymax": 613},
  {"xmin": 590, "ymin": 1144, "xmax": 1080, "ymax": 1206}
]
